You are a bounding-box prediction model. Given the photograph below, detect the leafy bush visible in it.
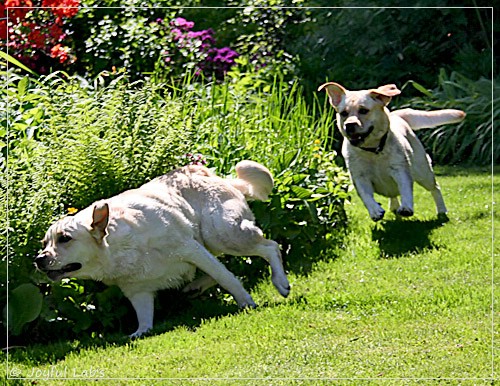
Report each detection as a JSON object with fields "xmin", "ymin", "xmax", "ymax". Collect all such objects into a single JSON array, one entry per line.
[
  {"xmin": 67, "ymin": 3, "xmax": 240, "ymax": 81},
  {"xmin": 2, "ymin": 69, "xmax": 197, "ymax": 341},
  {"xmin": 397, "ymin": 70, "xmax": 497, "ymax": 165},
  {"xmin": 3, "ymin": 66, "xmax": 349, "ymax": 342}
]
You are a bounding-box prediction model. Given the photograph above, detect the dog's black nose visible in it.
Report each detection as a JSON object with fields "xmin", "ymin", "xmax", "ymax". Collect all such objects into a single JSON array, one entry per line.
[
  {"xmin": 34, "ymin": 253, "xmax": 49, "ymax": 270},
  {"xmin": 345, "ymin": 122, "xmax": 358, "ymax": 136}
]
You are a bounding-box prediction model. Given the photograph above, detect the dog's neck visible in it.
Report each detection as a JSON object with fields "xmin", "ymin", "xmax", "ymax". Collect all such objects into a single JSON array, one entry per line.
[{"xmin": 357, "ymin": 131, "xmax": 389, "ymax": 154}]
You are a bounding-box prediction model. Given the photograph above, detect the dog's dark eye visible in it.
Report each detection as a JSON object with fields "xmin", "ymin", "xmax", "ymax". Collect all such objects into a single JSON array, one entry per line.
[
  {"xmin": 58, "ymin": 234, "xmax": 72, "ymax": 244},
  {"xmin": 359, "ymin": 108, "xmax": 369, "ymax": 115},
  {"xmin": 339, "ymin": 111, "xmax": 349, "ymax": 118}
]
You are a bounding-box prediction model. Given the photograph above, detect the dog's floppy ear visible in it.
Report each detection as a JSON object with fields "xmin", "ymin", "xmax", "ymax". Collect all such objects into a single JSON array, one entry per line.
[
  {"xmin": 318, "ymin": 82, "xmax": 347, "ymax": 108},
  {"xmin": 91, "ymin": 201, "xmax": 109, "ymax": 243},
  {"xmin": 369, "ymin": 84, "xmax": 401, "ymax": 106}
]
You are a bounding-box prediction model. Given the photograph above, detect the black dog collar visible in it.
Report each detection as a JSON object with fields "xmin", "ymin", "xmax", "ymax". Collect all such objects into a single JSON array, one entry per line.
[{"xmin": 358, "ymin": 131, "xmax": 389, "ymax": 154}]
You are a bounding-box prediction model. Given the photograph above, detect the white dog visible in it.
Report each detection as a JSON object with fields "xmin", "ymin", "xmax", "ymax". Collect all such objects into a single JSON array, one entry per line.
[
  {"xmin": 318, "ymin": 82, "xmax": 465, "ymax": 221},
  {"xmin": 36, "ymin": 161, "xmax": 290, "ymax": 337}
]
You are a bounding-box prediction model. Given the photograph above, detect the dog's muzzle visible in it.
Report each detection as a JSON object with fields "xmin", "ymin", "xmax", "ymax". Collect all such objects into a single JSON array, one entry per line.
[
  {"xmin": 35, "ymin": 253, "xmax": 82, "ymax": 280},
  {"xmin": 346, "ymin": 124, "xmax": 374, "ymax": 146}
]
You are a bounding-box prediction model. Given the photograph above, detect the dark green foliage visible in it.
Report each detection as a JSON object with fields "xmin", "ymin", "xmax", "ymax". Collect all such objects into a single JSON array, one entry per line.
[
  {"xmin": 397, "ymin": 71, "xmax": 497, "ymax": 165},
  {"xmin": 284, "ymin": 6, "xmax": 493, "ymax": 98},
  {"xmin": 69, "ymin": 2, "xmax": 177, "ymax": 78},
  {"xmin": 4, "ymin": 283, "xmax": 43, "ymax": 336},
  {"xmin": 64, "ymin": 3, "xmax": 495, "ymax": 167}
]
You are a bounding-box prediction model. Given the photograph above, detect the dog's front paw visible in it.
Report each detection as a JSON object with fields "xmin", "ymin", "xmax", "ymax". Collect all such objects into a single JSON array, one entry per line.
[
  {"xmin": 129, "ymin": 327, "xmax": 151, "ymax": 339},
  {"xmin": 369, "ymin": 205, "xmax": 385, "ymax": 222},
  {"xmin": 237, "ymin": 294, "xmax": 257, "ymax": 309},
  {"xmin": 396, "ymin": 206, "xmax": 414, "ymax": 217}
]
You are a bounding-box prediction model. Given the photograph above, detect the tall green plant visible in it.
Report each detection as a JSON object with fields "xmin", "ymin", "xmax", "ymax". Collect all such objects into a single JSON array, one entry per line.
[
  {"xmin": 399, "ymin": 70, "xmax": 497, "ymax": 165},
  {"xmin": 188, "ymin": 72, "xmax": 350, "ymax": 274}
]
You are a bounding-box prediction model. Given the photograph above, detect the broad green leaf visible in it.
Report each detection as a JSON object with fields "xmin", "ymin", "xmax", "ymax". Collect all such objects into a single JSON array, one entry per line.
[
  {"xmin": 17, "ymin": 77, "xmax": 28, "ymax": 97},
  {"xmin": 291, "ymin": 185, "xmax": 313, "ymax": 199},
  {"xmin": 5, "ymin": 283, "xmax": 43, "ymax": 335}
]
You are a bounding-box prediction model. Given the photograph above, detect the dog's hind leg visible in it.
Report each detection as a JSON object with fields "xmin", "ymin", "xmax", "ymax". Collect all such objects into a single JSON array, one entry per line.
[
  {"xmin": 414, "ymin": 157, "xmax": 447, "ymax": 215},
  {"xmin": 431, "ymin": 185, "xmax": 447, "ymax": 214},
  {"xmin": 208, "ymin": 218, "xmax": 290, "ymax": 298},
  {"xmin": 183, "ymin": 238, "xmax": 290, "ymax": 299},
  {"xmin": 417, "ymin": 179, "xmax": 447, "ymax": 216},
  {"xmin": 241, "ymin": 238, "xmax": 290, "ymax": 298},
  {"xmin": 182, "ymin": 241, "xmax": 256, "ymax": 308}
]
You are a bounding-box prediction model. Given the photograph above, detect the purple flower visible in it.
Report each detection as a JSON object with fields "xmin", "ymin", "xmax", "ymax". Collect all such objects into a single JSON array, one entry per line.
[
  {"xmin": 183, "ymin": 153, "xmax": 207, "ymax": 166},
  {"xmin": 171, "ymin": 17, "xmax": 195, "ymax": 31},
  {"xmin": 187, "ymin": 29, "xmax": 215, "ymax": 43},
  {"xmin": 171, "ymin": 28, "xmax": 184, "ymax": 41},
  {"xmin": 210, "ymin": 47, "xmax": 239, "ymax": 64}
]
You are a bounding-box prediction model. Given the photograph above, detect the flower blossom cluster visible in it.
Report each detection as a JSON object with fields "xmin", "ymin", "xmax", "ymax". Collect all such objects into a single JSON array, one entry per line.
[
  {"xmin": 183, "ymin": 153, "xmax": 207, "ymax": 166},
  {"xmin": 1, "ymin": 0, "xmax": 80, "ymax": 73},
  {"xmin": 159, "ymin": 17, "xmax": 239, "ymax": 80}
]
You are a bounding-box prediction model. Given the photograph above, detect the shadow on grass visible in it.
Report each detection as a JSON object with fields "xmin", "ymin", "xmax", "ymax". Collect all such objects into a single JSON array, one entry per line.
[
  {"xmin": 6, "ymin": 289, "xmax": 240, "ymax": 366},
  {"xmin": 372, "ymin": 215, "xmax": 449, "ymax": 258}
]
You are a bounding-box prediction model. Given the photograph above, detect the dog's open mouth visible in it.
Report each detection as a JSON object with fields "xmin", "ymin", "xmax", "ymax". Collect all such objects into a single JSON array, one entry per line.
[
  {"xmin": 46, "ymin": 263, "xmax": 82, "ymax": 280},
  {"xmin": 347, "ymin": 125, "xmax": 374, "ymax": 146}
]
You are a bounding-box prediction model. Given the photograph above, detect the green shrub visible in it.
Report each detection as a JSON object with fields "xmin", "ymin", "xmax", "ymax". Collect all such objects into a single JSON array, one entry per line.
[
  {"xmin": 397, "ymin": 70, "xmax": 497, "ymax": 165},
  {"xmin": 3, "ymin": 67, "xmax": 349, "ymax": 342},
  {"xmin": 2, "ymin": 70, "xmax": 196, "ymax": 340}
]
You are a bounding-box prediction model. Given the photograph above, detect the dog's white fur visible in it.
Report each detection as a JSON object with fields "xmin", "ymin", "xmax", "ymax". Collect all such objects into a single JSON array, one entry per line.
[
  {"xmin": 36, "ymin": 161, "xmax": 290, "ymax": 337},
  {"xmin": 318, "ymin": 82, "xmax": 465, "ymax": 221}
]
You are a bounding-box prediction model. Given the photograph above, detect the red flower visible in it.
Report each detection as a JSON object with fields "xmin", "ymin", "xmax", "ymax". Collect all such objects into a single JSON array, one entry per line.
[
  {"xmin": 27, "ymin": 28, "xmax": 47, "ymax": 48},
  {"xmin": 4, "ymin": 0, "xmax": 33, "ymax": 21},
  {"xmin": 48, "ymin": 22, "xmax": 64, "ymax": 41},
  {"xmin": 0, "ymin": 20, "xmax": 7, "ymax": 41},
  {"xmin": 50, "ymin": 43, "xmax": 69, "ymax": 63},
  {"xmin": 42, "ymin": 0, "xmax": 80, "ymax": 19}
]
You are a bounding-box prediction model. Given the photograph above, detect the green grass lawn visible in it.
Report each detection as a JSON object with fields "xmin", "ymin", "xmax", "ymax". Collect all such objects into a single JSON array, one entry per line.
[{"xmin": 4, "ymin": 165, "xmax": 498, "ymax": 385}]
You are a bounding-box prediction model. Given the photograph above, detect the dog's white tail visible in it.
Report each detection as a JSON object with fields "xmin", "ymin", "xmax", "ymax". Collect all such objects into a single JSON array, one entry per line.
[
  {"xmin": 229, "ymin": 160, "xmax": 274, "ymax": 201},
  {"xmin": 392, "ymin": 108, "xmax": 466, "ymax": 130}
]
